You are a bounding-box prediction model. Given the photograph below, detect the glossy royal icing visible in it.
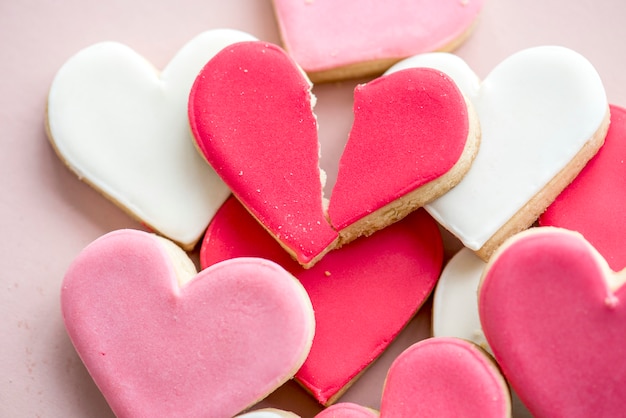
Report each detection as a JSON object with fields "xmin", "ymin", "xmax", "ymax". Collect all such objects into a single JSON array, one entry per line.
[
  {"xmin": 272, "ymin": 0, "xmax": 484, "ymax": 82},
  {"xmin": 387, "ymin": 46, "xmax": 609, "ymax": 258},
  {"xmin": 189, "ymin": 41, "xmax": 475, "ymax": 267},
  {"xmin": 61, "ymin": 230, "xmax": 315, "ymax": 417},
  {"xmin": 479, "ymin": 227, "xmax": 626, "ymax": 417},
  {"xmin": 201, "ymin": 196, "xmax": 443, "ymax": 405},
  {"xmin": 46, "ymin": 29, "xmax": 256, "ymax": 249},
  {"xmin": 540, "ymin": 104, "xmax": 626, "ymax": 271},
  {"xmin": 380, "ymin": 337, "xmax": 510, "ymax": 417},
  {"xmin": 432, "ymin": 248, "xmax": 489, "ymax": 351}
]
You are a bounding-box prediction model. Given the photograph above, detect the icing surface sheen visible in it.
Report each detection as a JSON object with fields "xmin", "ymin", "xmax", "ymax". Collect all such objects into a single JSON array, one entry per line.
[
  {"xmin": 47, "ymin": 29, "xmax": 256, "ymax": 248},
  {"xmin": 540, "ymin": 104, "xmax": 626, "ymax": 271},
  {"xmin": 432, "ymin": 248, "xmax": 488, "ymax": 351},
  {"xmin": 387, "ymin": 46, "xmax": 608, "ymax": 250},
  {"xmin": 61, "ymin": 230, "xmax": 314, "ymax": 418},
  {"xmin": 201, "ymin": 197, "xmax": 443, "ymax": 405},
  {"xmin": 189, "ymin": 41, "xmax": 337, "ymax": 265},
  {"xmin": 328, "ymin": 68, "xmax": 469, "ymax": 230},
  {"xmin": 479, "ymin": 227, "xmax": 626, "ymax": 417},
  {"xmin": 273, "ymin": 0, "xmax": 483, "ymax": 73},
  {"xmin": 190, "ymin": 41, "xmax": 469, "ymax": 266},
  {"xmin": 380, "ymin": 337, "xmax": 510, "ymax": 417}
]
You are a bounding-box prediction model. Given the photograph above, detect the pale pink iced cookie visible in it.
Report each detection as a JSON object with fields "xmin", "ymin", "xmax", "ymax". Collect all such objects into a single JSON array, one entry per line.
[
  {"xmin": 479, "ymin": 227, "xmax": 626, "ymax": 417},
  {"xmin": 540, "ymin": 104, "xmax": 626, "ymax": 271},
  {"xmin": 315, "ymin": 403, "xmax": 379, "ymax": 418},
  {"xmin": 46, "ymin": 29, "xmax": 256, "ymax": 250},
  {"xmin": 380, "ymin": 337, "xmax": 510, "ymax": 417},
  {"xmin": 272, "ymin": 0, "xmax": 484, "ymax": 82},
  {"xmin": 189, "ymin": 40, "xmax": 479, "ymax": 268},
  {"xmin": 61, "ymin": 229, "xmax": 315, "ymax": 418},
  {"xmin": 387, "ymin": 46, "xmax": 610, "ymax": 260},
  {"xmin": 201, "ymin": 196, "xmax": 443, "ymax": 405}
]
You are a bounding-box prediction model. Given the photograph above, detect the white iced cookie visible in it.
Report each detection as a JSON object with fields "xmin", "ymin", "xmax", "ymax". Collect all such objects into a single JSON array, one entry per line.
[
  {"xmin": 46, "ymin": 29, "xmax": 257, "ymax": 249},
  {"xmin": 432, "ymin": 248, "xmax": 489, "ymax": 351},
  {"xmin": 386, "ymin": 46, "xmax": 610, "ymax": 260},
  {"xmin": 237, "ymin": 409, "xmax": 300, "ymax": 418}
]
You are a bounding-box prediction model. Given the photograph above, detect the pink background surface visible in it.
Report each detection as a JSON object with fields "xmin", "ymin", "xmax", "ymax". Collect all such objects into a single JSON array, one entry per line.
[{"xmin": 2, "ymin": 1, "xmax": 625, "ymax": 416}]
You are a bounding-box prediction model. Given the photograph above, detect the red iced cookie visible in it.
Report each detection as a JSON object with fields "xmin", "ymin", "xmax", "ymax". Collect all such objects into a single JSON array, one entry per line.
[
  {"xmin": 201, "ymin": 197, "xmax": 443, "ymax": 405},
  {"xmin": 540, "ymin": 104, "xmax": 626, "ymax": 271},
  {"xmin": 189, "ymin": 41, "xmax": 478, "ymax": 268}
]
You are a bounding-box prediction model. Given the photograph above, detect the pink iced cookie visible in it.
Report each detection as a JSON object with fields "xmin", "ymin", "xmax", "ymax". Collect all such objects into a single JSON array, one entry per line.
[
  {"xmin": 540, "ymin": 104, "xmax": 626, "ymax": 271},
  {"xmin": 189, "ymin": 40, "xmax": 478, "ymax": 268},
  {"xmin": 479, "ymin": 227, "xmax": 626, "ymax": 417},
  {"xmin": 201, "ymin": 197, "xmax": 443, "ymax": 405},
  {"xmin": 380, "ymin": 337, "xmax": 511, "ymax": 417},
  {"xmin": 61, "ymin": 229, "xmax": 315, "ymax": 418},
  {"xmin": 272, "ymin": 0, "xmax": 484, "ymax": 82},
  {"xmin": 315, "ymin": 403, "xmax": 379, "ymax": 418}
]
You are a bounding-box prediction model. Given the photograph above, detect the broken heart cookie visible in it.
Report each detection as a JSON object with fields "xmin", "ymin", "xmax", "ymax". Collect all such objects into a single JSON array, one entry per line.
[
  {"xmin": 272, "ymin": 0, "xmax": 484, "ymax": 82},
  {"xmin": 540, "ymin": 104, "xmax": 626, "ymax": 271},
  {"xmin": 189, "ymin": 40, "xmax": 479, "ymax": 267},
  {"xmin": 387, "ymin": 46, "xmax": 610, "ymax": 260},
  {"xmin": 201, "ymin": 197, "xmax": 443, "ymax": 405},
  {"xmin": 479, "ymin": 227, "xmax": 626, "ymax": 417},
  {"xmin": 46, "ymin": 29, "xmax": 256, "ymax": 250},
  {"xmin": 61, "ymin": 229, "xmax": 315, "ymax": 417}
]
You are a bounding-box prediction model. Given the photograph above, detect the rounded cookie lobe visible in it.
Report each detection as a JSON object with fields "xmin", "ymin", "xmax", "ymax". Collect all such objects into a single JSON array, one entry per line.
[
  {"xmin": 380, "ymin": 337, "xmax": 510, "ymax": 417},
  {"xmin": 479, "ymin": 227, "xmax": 626, "ymax": 417},
  {"xmin": 328, "ymin": 67, "xmax": 478, "ymax": 245},
  {"xmin": 189, "ymin": 41, "xmax": 338, "ymax": 267},
  {"xmin": 61, "ymin": 229, "xmax": 315, "ymax": 418}
]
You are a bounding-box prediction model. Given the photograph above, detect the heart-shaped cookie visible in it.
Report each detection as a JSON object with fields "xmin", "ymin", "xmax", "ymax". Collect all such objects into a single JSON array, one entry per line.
[
  {"xmin": 201, "ymin": 196, "xmax": 443, "ymax": 405},
  {"xmin": 61, "ymin": 229, "xmax": 315, "ymax": 417},
  {"xmin": 46, "ymin": 29, "xmax": 256, "ymax": 249},
  {"xmin": 387, "ymin": 46, "xmax": 610, "ymax": 260},
  {"xmin": 379, "ymin": 337, "xmax": 510, "ymax": 417},
  {"xmin": 479, "ymin": 227, "xmax": 626, "ymax": 417},
  {"xmin": 540, "ymin": 104, "xmax": 626, "ymax": 271},
  {"xmin": 189, "ymin": 40, "xmax": 478, "ymax": 267},
  {"xmin": 272, "ymin": 0, "xmax": 484, "ymax": 82}
]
